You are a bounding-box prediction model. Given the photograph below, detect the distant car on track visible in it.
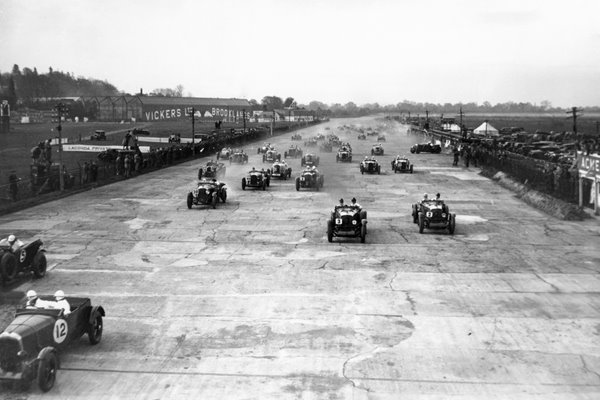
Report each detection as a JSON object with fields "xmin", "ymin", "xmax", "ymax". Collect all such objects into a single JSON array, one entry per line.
[
  {"xmin": 270, "ymin": 160, "xmax": 292, "ymax": 180},
  {"xmin": 327, "ymin": 204, "xmax": 367, "ymax": 243},
  {"xmin": 0, "ymin": 238, "xmax": 47, "ymax": 285},
  {"xmin": 371, "ymin": 144, "xmax": 384, "ymax": 156},
  {"xmin": 187, "ymin": 179, "xmax": 227, "ymax": 209},
  {"xmin": 392, "ymin": 155, "xmax": 413, "ymax": 173},
  {"xmin": 410, "ymin": 142, "xmax": 442, "ymax": 154},
  {"xmin": 360, "ymin": 157, "xmax": 381, "ymax": 174},
  {"xmin": 412, "ymin": 199, "xmax": 455, "ymax": 234},
  {"xmin": 296, "ymin": 167, "xmax": 324, "ymax": 191},
  {"xmin": 198, "ymin": 161, "xmax": 226, "ymax": 180},
  {"xmin": 242, "ymin": 169, "xmax": 270, "ymax": 190}
]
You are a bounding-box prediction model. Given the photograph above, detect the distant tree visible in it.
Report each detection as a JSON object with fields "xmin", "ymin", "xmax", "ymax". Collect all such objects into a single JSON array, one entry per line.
[
  {"xmin": 12, "ymin": 64, "xmax": 20, "ymax": 76},
  {"xmin": 283, "ymin": 97, "xmax": 295, "ymax": 108},
  {"xmin": 261, "ymin": 96, "xmax": 283, "ymax": 110},
  {"xmin": 307, "ymin": 100, "xmax": 328, "ymax": 111},
  {"xmin": 175, "ymin": 84, "xmax": 184, "ymax": 97},
  {"xmin": 7, "ymin": 76, "xmax": 17, "ymax": 108}
]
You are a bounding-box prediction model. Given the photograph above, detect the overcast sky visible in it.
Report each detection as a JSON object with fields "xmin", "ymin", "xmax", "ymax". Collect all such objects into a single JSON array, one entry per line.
[{"xmin": 1, "ymin": 0, "xmax": 599, "ymax": 107}]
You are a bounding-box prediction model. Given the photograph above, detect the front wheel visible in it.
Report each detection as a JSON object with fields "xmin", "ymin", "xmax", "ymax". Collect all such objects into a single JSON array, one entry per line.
[
  {"xmin": 410, "ymin": 165, "xmax": 413, "ymax": 173},
  {"xmin": 187, "ymin": 193, "xmax": 193, "ymax": 209},
  {"xmin": 449, "ymin": 214, "xmax": 456, "ymax": 234},
  {"xmin": 37, "ymin": 348, "xmax": 58, "ymax": 392},
  {"xmin": 221, "ymin": 191, "xmax": 227, "ymax": 203},
  {"xmin": 295, "ymin": 178, "xmax": 300, "ymax": 191},
  {"xmin": 327, "ymin": 220, "xmax": 333, "ymax": 243},
  {"xmin": 360, "ymin": 224, "xmax": 366, "ymax": 243},
  {"xmin": 418, "ymin": 213, "xmax": 424, "ymax": 234},
  {"xmin": 32, "ymin": 251, "xmax": 47, "ymax": 278},
  {"xmin": 211, "ymin": 194, "xmax": 217, "ymax": 209},
  {"xmin": 242, "ymin": 178, "xmax": 246, "ymax": 190}
]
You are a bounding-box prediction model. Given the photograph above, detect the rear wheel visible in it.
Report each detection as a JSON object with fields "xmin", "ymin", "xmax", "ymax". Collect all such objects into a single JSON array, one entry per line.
[
  {"xmin": 449, "ymin": 214, "xmax": 456, "ymax": 234},
  {"xmin": 187, "ymin": 193, "xmax": 193, "ymax": 209},
  {"xmin": 32, "ymin": 251, "xmax": 47, "ymax": 278},
  {"xmin": 88, "ymin": 314, "xmax": 103, "ymax": 345},
  {"xmin": 360, "ymin": 224, "xmax": 366, "ymax": 243},
  {"xmin": 327, "ymin": 220, "xmax": 333, "ymax": 242},
  {"xmin": 418, "ymin": 213, "xmax": 424, "ymax": 234},
  {"xmin": 0, "ymin": 252, "xmax": 17, "ymax": 283},
  {"xmin": 37, "ymin": 349, "xmax": 58, "ymax": 392}
]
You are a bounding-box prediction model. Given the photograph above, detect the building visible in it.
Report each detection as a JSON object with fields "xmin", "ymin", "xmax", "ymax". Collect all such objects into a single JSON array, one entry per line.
[{"xmin": 78, "ymin": 96, "xmax": 252, "ymax": 123}]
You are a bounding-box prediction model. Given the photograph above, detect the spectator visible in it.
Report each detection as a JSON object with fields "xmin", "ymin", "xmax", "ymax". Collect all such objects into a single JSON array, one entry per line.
[
  {"xmin": 115, "ymin": 154, "xmax": 122, "ymax": 176},
  {"xmin": 124, "ymin": 154, "xmax": 132, "ymax": 178},
  {"xmin": 8, "ymin": 171, "xmax": 19, "ymax": 201},
  {"xmin": 83, "ymin": 161, "xmax": 90, "ymax": 183},
  {"xmin": 90, "ymin": 161, "xmax": 98, "ymax": 182}
]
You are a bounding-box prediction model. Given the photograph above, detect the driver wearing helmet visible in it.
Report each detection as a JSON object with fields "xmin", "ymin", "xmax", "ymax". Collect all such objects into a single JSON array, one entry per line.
[
  {"xmin": 25, "ymin": 290, "xmax": 52, "ymax": 309},
  {"xmin": 2, "ymin": 234, "xmax": 24, "ymax": 253},
  {"xmin": 421, "ymin": 193, "xmax": 429, "ymax": 204}
]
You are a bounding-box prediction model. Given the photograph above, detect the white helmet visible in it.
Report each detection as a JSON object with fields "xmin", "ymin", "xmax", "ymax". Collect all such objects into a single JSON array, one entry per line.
[
  {"xmin": 26, "ymin": 290, "xmax": 37, "ymax": 299},
  {"xmin": 8, "ymin": 234, "xmax": 15, "ymax": 243},
  {"xmin": 55, "ymin": 290, "xmax": 65, "ymax": 300}
]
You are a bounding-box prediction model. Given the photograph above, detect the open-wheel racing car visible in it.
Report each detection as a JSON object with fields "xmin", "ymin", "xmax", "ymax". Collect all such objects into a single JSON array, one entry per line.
[
  {"xmin": 327, "ymin": 205, "xmax": 367, "ymax": 243},
  {"xmin": 360, "ymin": 156, "xmax": 381, "ymax": 174},
  {"xmin": 301, "ymin": 153, "xmax": 320, "ymax": 167},
  {"xmin": 187, "ymin": 179, "xmax": 227, "ymax": 209},
  {"xmin": 0, "ymin": 296, "xmax": 105, "ymax": 392},
  {"xmin": 262, "ymin": 149, "xmax": 281, "ymax": 163},
  {"xmin": 410, "ymin": 142, "xmax": 442, "ymax": 154},
  {"xmin": 198, "ymin": 161, "xmax": 226, "ymax": 180},
  {"xmin": 229, "ymin": 149, "xmax": 249, "ymax": 164},
  {"xmin": 0, "ymin": 238, "xmax": 47, "ymax": 286},
  {"xmin": 336, "ymin": 145, "xmax": 353, "ymax": 162},
  {"xmin": 270, "ymin": 160, "xmax": 292, "ymax": 180},
  {"xmin": 284, "ymin": 145, "xmax": 303, "ymax": 159},
  {"xmin": 412, "ymin": 199, "xmax": 456, "ymax": 234},
  {"xmin": 371, "ymin": 143, "xmax": 384, "ymax": 156},
  {"xmin": 296, "ymin": 167, "xmax": 324, "ymax": 191},
  {"xmin": 242, "ymin": 169, "xmax": 270, "ymax": 190},
  {"xmin": 392, "ymin": 156, "xmax": 413, "ymax": 173}
]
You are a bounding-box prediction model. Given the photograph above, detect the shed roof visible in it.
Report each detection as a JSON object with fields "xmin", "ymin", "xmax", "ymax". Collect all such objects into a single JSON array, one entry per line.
[{"xmin": 138, "ymin": 96, "xmax": 250, "ymax": 107}]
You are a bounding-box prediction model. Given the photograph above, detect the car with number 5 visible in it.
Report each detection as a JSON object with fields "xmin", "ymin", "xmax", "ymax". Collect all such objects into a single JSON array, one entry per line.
[{"xmin": 0, "ymin": 296, "xmax": 105, "ymax": 392}]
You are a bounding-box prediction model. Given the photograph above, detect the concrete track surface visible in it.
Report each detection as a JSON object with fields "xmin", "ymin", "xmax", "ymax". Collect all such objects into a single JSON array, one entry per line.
[{"xmin": 1, "ymin": 116, "xmax": 599, "ymax": 400}]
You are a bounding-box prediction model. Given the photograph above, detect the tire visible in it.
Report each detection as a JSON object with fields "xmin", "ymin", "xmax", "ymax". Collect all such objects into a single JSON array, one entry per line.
[
  {"xmin": 242, "ymin": 178, "xmax": 246, "ymax": 190},
  {"xmin": 449, "ymin": 214, "xmax": 456, "ymax": 234},
  {"xmin": 37, "ymin": 348, "xmax": 58, "ymax": 392},
  {"xmin": 410, "ymin": 165, "xmax": 413, "ymax": 173},
  {"xmin": 32, "ymin": 251, "xmax": 47, "ymax": 279},
  {"xmin": 295, "ymin": 177, "xmax": 300, "ymax": 191},
  {"xmin": 211, "ymin": 194, "xmax": 217, "ymax": 209},
  {"xmin": 262, "ymin": 182, "xmax": 266, "ymax": 191},
  {"xmin": 266, "ymin": 177, "xmax": 270, "ymax": 187},
  {"xmin": 412, "ymin": 205, "xmax": 418, "ymax": 224},
  {"xmin": 0, "ymin": 252, "xmax": 17, "ymax": 283},
  {"xmin": 418, "ymin": 213, "xmax": 424, "ymax": 234},
  {"xmin": 360, "ymin": 210, "xmax": 367, "ymax": 220},
  {"xmin": 187, "ymin": 193, "xmax": 193, "ymax": 209},
  {"xmin": 198, "ymin": 168, "xmax": 203, "ymax": 180},
  {"xmin": 88, "ymin": 314, "xmax": 103, "ymax": 345},
  {"xmin": 327, "ymin": 220, "xmax": 333, "ymax": 243},
  {"xmin": 221, "ymin": 191, "xmax": 227, "ymax": 203},
  {"xmin": 377, "ymin": 166, "xmax": 381, "ymax": 174},
  {"xmin": 360, "ymin": 167, "xmax": 364, "ymax": 175},
  {"xmin": 360, "ymin": 224, "xmax": 366, "ymax": 243}
]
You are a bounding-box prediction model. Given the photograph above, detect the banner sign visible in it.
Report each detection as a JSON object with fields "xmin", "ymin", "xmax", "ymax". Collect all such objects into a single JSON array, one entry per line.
[
  {"xmin": 63, "ymin": 144, "xmax": 151, "ymax": 153},
  {"xmin": 136, "ymin": 137, "xmax": 196, "ymax": 144},
  {"xmin": 577, "ymin": 151, "xmax": 600, "ymax": 179}
]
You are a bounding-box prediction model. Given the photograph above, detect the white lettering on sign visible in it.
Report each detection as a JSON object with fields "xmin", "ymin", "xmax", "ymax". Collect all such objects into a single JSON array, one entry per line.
[
  {"xmin": 578, "ymin": 152, "xmax": 600, "ymax": 178},
  {"xmin": 53, "ymin": 319, "xmax": 68, "ymax": 344}
]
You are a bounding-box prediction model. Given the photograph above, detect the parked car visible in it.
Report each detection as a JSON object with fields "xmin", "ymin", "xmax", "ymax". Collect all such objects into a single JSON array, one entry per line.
[
  {"xmin": 270, "ymin": 160, "xmax": 292, "ymax": 180},
  {"xmin": 229, "ymin": 149, "xmax": 249, "ymax": 164},
  {"xmin": 327, "ymin": 204, "xmax": 367, "ymax": 243},
  {"xmin": 90, "ymin": 130, "xmax": 106, "ymax": 141},
  {"xmin": 242, "ymin": 169, "xmax": 270, "ymax": 190},
  {"xmin": 187, "ymin": 179, "xmax": 227, "ymax": 209},
  {"xmin": 411, "ymin": 199, "xmax": 455, "ymax": 234},
  {"xmin": 371, "ymin": 144, "xmax": 384, "ymax": 156},
  {"xmin": 410, "ymin": 142, "xmax": 442, "ymax": 154},
  {"xmin": 360, "ymin": 157, "xmax": 381, "ymax": 174},
  {"xmin": 392, "ymin": 156, "xmax": 413, "ymax": 173},
  {"xmin": 296, "ymin": 167, "xmax": 324, "ymax": 191},
  {"xmin": 0, "ymin": 296, "xmax": 105, "ymax": 392},
  {"xmin": 0, "ymin": 238, "xmax": 47, "ymax": 285},
  {"xmin": 284, "ymin": 145, "xmax": 303, "ymax": 159},
  {"xmin": 301, "ymin": 153, "xmax": 320, "ymax": 167},
  {"xmin": 198, "ymin": 161, "xmax": 226, "ymax": 180}
]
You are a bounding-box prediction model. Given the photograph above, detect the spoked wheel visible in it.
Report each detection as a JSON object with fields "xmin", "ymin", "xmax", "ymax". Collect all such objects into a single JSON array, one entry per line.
[
  {"xmin": 88, "ymin": 314, "xmax": 103, "ymax": 345},
  {"xmin": 37, "ymin": 349, "xmax": 58, "ymax": 392}
]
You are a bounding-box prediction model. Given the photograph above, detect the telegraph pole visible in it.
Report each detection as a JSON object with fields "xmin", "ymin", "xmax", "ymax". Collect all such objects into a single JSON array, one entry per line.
[
  {"xmin": 458, "ymin": 107, "xmax": 466, "ymax": 138},
  {"xmin": 55, "ymin": 102, "xmax": 69, "ymax": 191},
  {"xmin": 190, "ymin": 107, "xmax": 195, "ymax": 155},
  {"xmin": 566, "ymin": 107, "xmax": 582, "ymax": 134}
]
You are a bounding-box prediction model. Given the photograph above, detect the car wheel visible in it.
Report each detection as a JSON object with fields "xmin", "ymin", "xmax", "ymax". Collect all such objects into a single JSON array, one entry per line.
[
  {"xmin": 262, "ymin": 182, "xmax": 266, "ymax": 191},
  {"xmin": 88, "ymin": 314, "xmax": 103, "ymax": 345},
  {"xmin": 37, "ymin": 348, "xmax": 58, "ymax": 392},
  {"xmin": 412, "ymin": 205, "xmax": 418, "ymax": 224},
  {"xmin": 198, "ymin": 168, "xmax": 203, "ymax": 180},
  {"xmin": 418, "ymin": 213, "xmax": 425, "ymax": 234},
  {"xmin": 377, "ymin": 166, "xmax": 381, "ymax": 174},
  {"xmin": 221, "ymin": 191, "xmax": 227, "ymax": 203},
  {"xmin": 449, "ymin": 214, "xmax": 456, "ymax": 234},
  {"xmin": 410, "ymin": 165, "xmax": 413, "ymax": 173},
  {"xmin": 211, "ymin": 194, "xmax": 217, "ymax": 209},
  {"xmin": 187, "ymin": 193, "xmax": 193, "ymax": 209},
  {"xmin": 242, "ymin": 178, "xmax": 246, "ymax": 190},
  {"xmin": 0, "ymin": 252, "xmax": 17, "ymax": 283},
  {"xmin": 327, "ymin": 220, "xmax": 333, "ymax": 243},
  {"xmin": 360, "ymin": 224, "xmax": 366, "ymax": 243},
  {"xmin": 295, "ymin": 177, "xmax": 300, "ymax": 191},
  {"xmin": 32, "ymin": 251, "xmax": 47, "ymax": 279}
]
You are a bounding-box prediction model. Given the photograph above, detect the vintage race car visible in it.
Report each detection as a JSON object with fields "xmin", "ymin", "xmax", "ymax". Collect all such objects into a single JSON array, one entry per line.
[
  {"xmin": 90, "ymin": 130, "xmax": 106, "ymax": 141},
  {"xmin": 242, "ymin": 169, "xmax": 270, "ymax": 190},
  {"xmin": 291, "ymin": 133, "xmax": 302, "ymax": 141},
  {"xmin": 229, "ymin": 149, "xmax": 249, "ymax": 164},
  {"xmin": 377, "ymin": 135, "xmax": 386, "ymax": 142},
  {"xmin": 315, "ymin": 134, "xmax": 325, "ymax": 141},
  {"xmin": 257, "ymin": 143, "xmax": 274, "ymax": 154},
  {"xmin": 270, "ymin": 161, "xmax": 292, "ymax": 180},
  {"xmin": 360, "ymin": 157, "xmax": 381, "ymax": 174},
  {"xmin": 296, "ymin": 167, "xmax": 324, "ymax": 191},
  {"xmin": 392, "ymin": 156, "xmax": 413, "ymax": 173},
  {"xmin": 336, "ymin": 145, "xmax": 353, "ymax": 162},
  {"xmin": 168, "ymin": 133, "xmax": 181, "ymax": 143},
  {"xmin": 410, "ymin": 142, "xmax": 442, "ymax": 154},
  {"xmin": 327, "ymin": 205, "xmax": 367, "ymax": 243},
  {"xmin": 371, "ymin": 144, "xmax": 384, "ymax": 156},
  {"xmin": 304, "ymin": 138, "xmax": 318, "ymax": 147},
  {"xmin": 187, "ymin": 179, "xmax": 227, "ymax": 209},
  {"xmin": 262, "ymin": 149, "xmax": 281, "ymax": 163},
  {"xmin": 357, "ymin": 133, "xmax": 366, "ymax": 140},
  {"xmin": 198, "ymin": 161, "xmax": 226, "ymax": 180},
  {"xmin": 319, "ymin": 142, "xmax": 333, "ymax": 152},
  {"xmin": 367, "ymin": 130, "xmax": 378, "ymax": 136},
  {"xmin": 284, "ymin": 145, "xmax": 303, "ymax": 159},
  {"xmin": 327, "ymin": 135, "xmax": 341, "ymax": 146},
  {"xmin": 301, "ymin": 153, "xmax": 320, "ymax": 167},
  {"xmin": 217, "ymin": 147, "xmax": 232, "ymax": 160},
  {"xmin": 0, "ymin": 238, "xmax": 47, "ymax": 285},
  {"xmin": 0, "ymin": 296, "xmax": 105, "ymax": 392},
  {"xmin": 412, "ymin": 200, "xmax": 456, "ymax": 234}
]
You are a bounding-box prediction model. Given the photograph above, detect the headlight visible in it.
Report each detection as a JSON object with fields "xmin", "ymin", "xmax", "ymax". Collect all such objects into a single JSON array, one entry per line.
[
  {"xmin": 426, "ymin": 212, "xmax": 433, "ymax": 218},
  {"xmin": 193, "ymin": 190, "xmax": 198, "ymax": 196},
  {"xmin": 442, "ymin": 213, "xmax": 446, "ymax": 218},
  {"xmin": 301, "ymin": 177, "xmax": 305, "ymax": 181},
  {"xmin": 335, "ymin": 218, "xmax": 342, "ymax": 225},
  {"xmin": 352, "ymin": 220, "xmax": 357, "ymax": 225}
]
